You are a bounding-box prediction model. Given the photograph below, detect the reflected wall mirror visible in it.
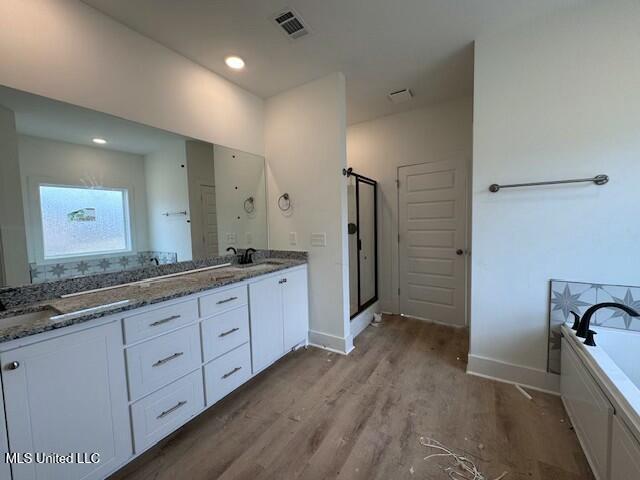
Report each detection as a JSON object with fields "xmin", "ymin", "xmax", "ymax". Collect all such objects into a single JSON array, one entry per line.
[{"xmin": 0, "ymin": 86, "xmax": 268, "ymax": 287}]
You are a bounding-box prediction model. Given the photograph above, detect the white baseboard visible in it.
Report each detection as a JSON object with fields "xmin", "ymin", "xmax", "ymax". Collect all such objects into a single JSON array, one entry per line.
[
  {"xmin": 350, "ymin": 301, "xmax": 379, "ymax": 339},
  {"xmin": 467, "ymin": 354, "xmax": 560, "ymax": 395},
  {"xmin": 308, "ymin": 329, "xmax": 353, "ymax": 355}
]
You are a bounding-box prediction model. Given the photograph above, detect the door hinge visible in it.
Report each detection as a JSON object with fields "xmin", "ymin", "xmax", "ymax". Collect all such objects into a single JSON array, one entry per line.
[
  {"xmin": 397, "ymin": 233, "xmax": 400, "ymax": 243},
  {"xmin": 396, "ymin": 179, "xmax": 400, "ymax": 188},
  {"xmin": 398, "ymin": 287, "xmax": 400, "ymax": 295}
]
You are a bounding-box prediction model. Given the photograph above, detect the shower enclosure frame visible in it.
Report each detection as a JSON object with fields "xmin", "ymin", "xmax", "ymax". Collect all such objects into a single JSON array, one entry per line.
[{"xmin": 346, "ymin": 170, "xmax": 378, "ymax": 319}]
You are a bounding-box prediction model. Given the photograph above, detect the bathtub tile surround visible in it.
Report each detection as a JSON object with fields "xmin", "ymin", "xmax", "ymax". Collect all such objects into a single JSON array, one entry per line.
[
  {"xmin": 548, "ymin": 280, "xmax": 640, "ymax": 373},
  {"xmin": 0, "ymin": 249, "xmax": 308, "ymax": 310},
  {"xmin": 29, "ymin": 251, "xmax": 179, "ymax": 283}
]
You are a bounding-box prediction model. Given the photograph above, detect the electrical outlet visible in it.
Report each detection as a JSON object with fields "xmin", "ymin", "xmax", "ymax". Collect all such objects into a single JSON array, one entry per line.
[
  {"xmin": 289, "ymin": 232, "xmax": 297, "ymax": 245},
  {"xmin": 226, "ymin": 233, "xmax": 237, "ymax": 244},
  {"xmin": 246, "ymin": 232, "xmax": 253, "ymax": 244}
]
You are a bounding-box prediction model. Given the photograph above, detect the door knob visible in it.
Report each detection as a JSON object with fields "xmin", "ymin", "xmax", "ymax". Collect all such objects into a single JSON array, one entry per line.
[
  {"xmin": 6, "ymin": 361, "xmax": 19, "ymax": 370},
  {"xmin": 456, "ymin": 249, "xmax": 464, "ymax": 256}
]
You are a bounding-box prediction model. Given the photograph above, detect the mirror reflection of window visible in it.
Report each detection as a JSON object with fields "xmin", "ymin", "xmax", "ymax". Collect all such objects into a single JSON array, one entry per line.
[{"xmin": 39, "ymin": 185, "xmax": 131, "ymax": 259}]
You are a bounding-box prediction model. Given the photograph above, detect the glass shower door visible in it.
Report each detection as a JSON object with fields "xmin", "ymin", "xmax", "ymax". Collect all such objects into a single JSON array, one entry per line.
[{"xmin": 347, "ymin": 173, "xmax": 378, "ymax": 318}]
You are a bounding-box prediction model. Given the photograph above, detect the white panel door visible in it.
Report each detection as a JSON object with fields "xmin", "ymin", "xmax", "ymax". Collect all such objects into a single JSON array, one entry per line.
[
  {"xmin": 249, "ymin": 275, "xmax": 284, "ymax": 373},
  {"xmin": 283, "ymin": 268, "xmax": 309, "ymax": 351},
  {"xmin": 2, "ymin": 321, "xmax": 131, "ymax": 480},
  {"xmin": 200, "ymin": 184, "xmax": 219, "ymax": 257},
  {"xmin": 0, "ymin": 374, "xmax": 10, "ymax": 479},
  {"xmin": 398, "ymin": 158, "xmax": 468, "ymax": 326}
]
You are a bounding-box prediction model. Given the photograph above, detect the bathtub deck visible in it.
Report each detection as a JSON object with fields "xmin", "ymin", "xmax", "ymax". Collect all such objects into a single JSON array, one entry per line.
[{"xmin": 110, "ymin": 315, "xmax": 593, "ymax": 480}]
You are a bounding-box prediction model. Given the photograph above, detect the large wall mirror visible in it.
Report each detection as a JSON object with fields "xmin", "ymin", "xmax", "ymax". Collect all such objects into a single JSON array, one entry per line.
[{"xmin": 0, "ymin": 86, "xmax": 268, "ymax": 287}]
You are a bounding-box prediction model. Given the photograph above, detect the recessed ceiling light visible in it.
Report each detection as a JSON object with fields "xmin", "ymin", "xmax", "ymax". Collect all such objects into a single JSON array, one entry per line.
[
  {"xmin": 225, "ymin": 56, "xmax": 245, "ymax": 70},
  {"xmin": 92, "ymin": 138, "xmax": 107, "ymax": 145}
]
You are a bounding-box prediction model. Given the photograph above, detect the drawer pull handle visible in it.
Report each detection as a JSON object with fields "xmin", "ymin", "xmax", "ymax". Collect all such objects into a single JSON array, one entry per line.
[
  {"xmin": 216, "ymin": 296, "xmax": 238, "ymax": 305},
  {"xmin": 157, "ymin": 400, "xmax": 187, "ymax": 419},
  {"xmin": 152, "ymin": 352, "xmax": 184, "ymax": 367},
  {"xmin": 222, "ymin": 366, "xmax": 242, "ymax": 379},
  {"xmin": 219, "ymin": 327, "xmax": 240, "ymax": 337},
  {"xmin": 278, "ymin": 278, "xmax": 287, "ymax": 284},
  {"xmin": 149, "ymin": 314, "xmax": 181, "ymax": 327}
]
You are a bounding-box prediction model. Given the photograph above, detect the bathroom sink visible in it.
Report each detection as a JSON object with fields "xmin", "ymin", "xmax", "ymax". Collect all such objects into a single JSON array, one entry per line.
[
  {"xmin": 0, "ymin": 307, "xmax": 60, "ymax": 329},
  {"xmin": 231, "ymin": 261, "xmax": 282, "ymax": 271}
]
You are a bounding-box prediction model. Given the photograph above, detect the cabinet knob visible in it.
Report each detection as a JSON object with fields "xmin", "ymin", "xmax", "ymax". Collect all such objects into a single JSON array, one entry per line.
[{"xmin": 6, "ymin": 361, "xmax": 19, "ymax": 370}]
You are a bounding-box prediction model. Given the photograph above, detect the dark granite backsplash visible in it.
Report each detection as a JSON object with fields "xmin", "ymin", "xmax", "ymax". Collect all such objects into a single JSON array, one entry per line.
[{"xmin": 0, "ymin": 249, "xmax": 307, "ymax": 309}]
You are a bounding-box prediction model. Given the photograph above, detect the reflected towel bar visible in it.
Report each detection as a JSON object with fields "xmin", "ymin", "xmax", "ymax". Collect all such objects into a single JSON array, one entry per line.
[
  {"xmin": 489, "ymin": 174, "xmax": 608, "ymax": 193},
  {"xmin": 162, "ymin": 210, "xmax": 188, "ymax": 216}
]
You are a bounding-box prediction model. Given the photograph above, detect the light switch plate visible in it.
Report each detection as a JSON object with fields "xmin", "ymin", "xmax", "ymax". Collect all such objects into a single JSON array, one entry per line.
[
  {"xmin": 289, "ymin": 232, "xmax": 297, "ymax": 245},
  {"xmin": 310, "ymin": 232, "xmax": 327, "ymax": 247},
  {"xmin": 245, "ymin": 232, "xmax": 253, "ymax": 244}
]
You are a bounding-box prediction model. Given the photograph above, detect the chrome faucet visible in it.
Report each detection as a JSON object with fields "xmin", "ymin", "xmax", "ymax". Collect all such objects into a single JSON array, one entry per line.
[{"xmin": 575, "ymin": 303, "xmax": 640, "ymax": 344}]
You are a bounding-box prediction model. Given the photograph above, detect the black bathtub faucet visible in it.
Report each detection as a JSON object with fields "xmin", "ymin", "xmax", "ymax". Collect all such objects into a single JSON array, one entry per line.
[{"xmin": 575, "ymin": 303, "xmax": 640, "ymax": 345}]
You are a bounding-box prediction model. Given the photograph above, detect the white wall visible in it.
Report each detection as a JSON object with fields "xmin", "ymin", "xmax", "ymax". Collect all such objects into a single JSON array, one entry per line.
[
  {"xmin": 17, "ymin": 135, "xmax": 150, "ymax": 263},
  {"xmin": 0, "ymin": 0, "xmax": 264, "ymax": 156},
  {"xmin": 0, "ymin": 106, "xmax": 29, "ymax": 285},
  {"xmin": 144, "ymin": 141, "xmax": 192, "ymax": 261},
  {"xmin": 471, "ymin": 0, "xmax": 640, "ymax": 392},
  {"xmin": 214, "ymin": 145, "xmax": 268, "ymax": 253},
  {"xmin": 347, "ymin": 98, "xmax": 473, "ymax": 314},
  {"xmin": 265, "ymin": 73, "xmax": 351, "ymax": 352}
]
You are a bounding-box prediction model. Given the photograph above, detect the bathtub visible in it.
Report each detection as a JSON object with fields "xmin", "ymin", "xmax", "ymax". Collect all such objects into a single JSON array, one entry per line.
[{"xmin": 561, "ymin": 323, "xmax": 640, "ymax": 480}]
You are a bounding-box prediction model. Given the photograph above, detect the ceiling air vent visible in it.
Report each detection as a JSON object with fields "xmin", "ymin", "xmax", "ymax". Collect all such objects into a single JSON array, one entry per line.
[
  {"xmin": 272, "ymin": 8, "xmax": 310, "ymax": 40},
  {"xmin": 388, "ymin": 88, "xmax": 413, "ymax": 104}
]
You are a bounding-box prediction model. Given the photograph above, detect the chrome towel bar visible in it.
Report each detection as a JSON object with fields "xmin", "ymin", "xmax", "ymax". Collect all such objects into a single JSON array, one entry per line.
[{"xmin": 489, "ymin": 174, "xmax": 608, "ymax": 193}]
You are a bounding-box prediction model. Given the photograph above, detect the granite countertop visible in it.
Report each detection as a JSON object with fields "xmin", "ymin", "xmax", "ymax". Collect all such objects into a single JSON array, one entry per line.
[{"xmin": 0, "ymin": 258, "xmax": 306, "ymax": 344}]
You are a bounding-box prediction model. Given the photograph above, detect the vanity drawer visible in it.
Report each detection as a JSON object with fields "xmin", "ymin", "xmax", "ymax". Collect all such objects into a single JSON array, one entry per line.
[
  {"xmin": 123, "ymin": 299, "xmax": 198, "ymax": 344},
  {"xmin": 199, "ymin": 285, "xmax": 247, "ymax": 318},
  {"xmin": 126, "ymin": 324, "xmax": 201, "ymax": 400},
  {"xmin": 204, "ymin": 342, "xmax": 251, "ymax": 406},
  {"xmin": 131, "ymin": 369, "xmax": 204, "ymax": 453},
  {"xmin": 201, "ymin": 305, "xmax": 250, "ymax": 362}
]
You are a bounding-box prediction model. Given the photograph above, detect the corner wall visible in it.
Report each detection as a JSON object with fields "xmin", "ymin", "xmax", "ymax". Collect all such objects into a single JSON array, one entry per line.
[
  {"xmin": 265, "ymin": 73, "xmax": 351, "ymax": 353},
  {"xmin": 0, "ymin": 106, "xmax": 29, "ymax": 285},
  {"xmin": 0, "ymin": 0, "xmax": 264, "ymax": 155},
  {"xmin": 471, "ymin": 0, "xmax": 640, "ymax": 392},
  {"xmin": 347, "ymin": 98, "xmax": 473, "ymax": 314}
]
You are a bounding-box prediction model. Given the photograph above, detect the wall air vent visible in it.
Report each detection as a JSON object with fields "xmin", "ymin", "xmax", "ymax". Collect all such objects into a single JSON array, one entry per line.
[
  {"xmin": 388, "ymin": 88, "xmax": 413, "ymax": 104},
  {"xmin": 272, "ymin": 8, "xmax": 310, "ymax": 40}
]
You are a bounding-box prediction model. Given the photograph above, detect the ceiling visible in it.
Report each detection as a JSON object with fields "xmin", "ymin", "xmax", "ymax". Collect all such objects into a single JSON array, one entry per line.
[
  {"xmin": 82, "ymin": 0, "xmax": 590, "ymax": 124},
  {"xmin": 0, "ymin": 86, "xmax": 189, "ymax": 155}
]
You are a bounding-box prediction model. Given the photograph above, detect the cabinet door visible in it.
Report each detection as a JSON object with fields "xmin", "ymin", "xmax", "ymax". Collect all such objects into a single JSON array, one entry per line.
[
  {"xmin": 561, "ymin": 339, "xmax": 613, "ymax": 480},
  {"xmin": 283, "ymin": 268, "xmax": 309, "ymax": 351},
  {"xmin": 249, "ymin": 275, "xmax": 284, "ymax": 374},
  {"xmin": 611, "ymin": 416, "xmax": 640, "ymax": 480},
  {"xmin": 0, "ymin": 375, "xmax": 10, "ymax": 479},
  {"xmin": 1, "ymin": 322, "xmax": 131, "ymax": 480}
]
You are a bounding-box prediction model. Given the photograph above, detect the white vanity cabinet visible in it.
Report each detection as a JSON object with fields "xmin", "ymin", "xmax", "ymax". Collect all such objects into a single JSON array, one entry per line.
[
  {"xmin": 249, "ymin": 266, "xmax": 309, "ymax": 374},
  {"xmin": 0, "ymin": 321, "xmax": 131, "ymax": 480},
  {"xmin": 282, "ymin": 267, "xmax": 309, "ymax": 351},
  {"xmin": 0, "ymin": 375, "xmax": 10, "ymax": 480},
  {"xmin": 0, "ymin": 262, "xmax": 309, "ymax": 480}
]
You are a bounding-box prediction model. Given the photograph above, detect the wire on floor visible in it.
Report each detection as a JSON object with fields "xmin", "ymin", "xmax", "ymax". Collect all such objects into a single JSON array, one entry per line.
[{"xmin": 420, "ymin": 437, "xmax": 508, "ymax": 480}]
